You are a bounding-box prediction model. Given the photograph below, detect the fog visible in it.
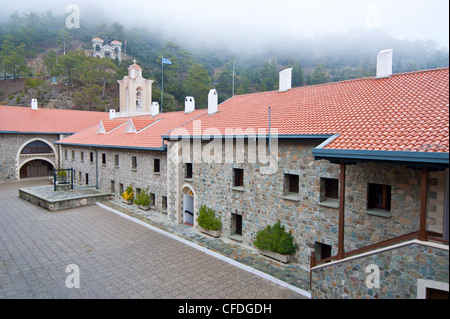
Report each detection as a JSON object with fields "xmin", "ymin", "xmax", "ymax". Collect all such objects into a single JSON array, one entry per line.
[{"xmin": 2, "ymin": 0, "xmax": 449, "ymax": 52}]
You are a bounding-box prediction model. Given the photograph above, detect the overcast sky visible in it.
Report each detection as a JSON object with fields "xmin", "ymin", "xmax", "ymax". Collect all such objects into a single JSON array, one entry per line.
[{"xmin": 4, "ymin": 0, "xmax": 450, "ymax": 50}]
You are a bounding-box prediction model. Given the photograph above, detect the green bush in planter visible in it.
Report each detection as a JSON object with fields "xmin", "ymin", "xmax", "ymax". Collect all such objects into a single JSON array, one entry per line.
[
  {"xmin": 253, "ymin": 221, "xmax": 296, "ymax": 255},
  {"xmin": 134, "ymin": 187, "xmax": 151, "ymax": 206},
  {"xmin": 197, "ymin": 205, "xmax": 222, "ymax": 231}
]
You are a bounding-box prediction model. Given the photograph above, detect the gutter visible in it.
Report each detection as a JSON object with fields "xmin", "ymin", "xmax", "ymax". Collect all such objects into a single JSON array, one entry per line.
[{"xmin": 55, "ymin": 141, "xmax": 167, "ymax": 152}]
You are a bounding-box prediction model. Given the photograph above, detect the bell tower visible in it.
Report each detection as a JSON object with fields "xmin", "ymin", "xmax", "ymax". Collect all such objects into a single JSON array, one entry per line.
[{"xmin": 117, "ymin": 60, "xmax": 154, "ymax": 115}]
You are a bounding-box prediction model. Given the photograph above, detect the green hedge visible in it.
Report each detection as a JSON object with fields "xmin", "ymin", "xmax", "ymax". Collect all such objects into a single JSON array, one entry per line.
[
  {"xmin": 253, "ymin": 221, "xmax": 296, "ymax": 255},
  {"xmin": 197, "ymin": 205, "xmax": 222, "ymax": 231}
]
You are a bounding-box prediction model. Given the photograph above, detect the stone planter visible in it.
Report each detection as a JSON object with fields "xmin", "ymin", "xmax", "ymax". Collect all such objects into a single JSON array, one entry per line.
[
  {"xmin": 121, "ymin": 198, "xmax": 133, "ymax": 205},
  {"xmin": 257, "ymin": 249, "xmax": 291, "ymax": 263},
  {"xmin": 138, "ymin": 204, "xmax": 150, "ymax": 211},
  {"xmin": 197, "ymin": 225, "xmax": 221, "ymax": 238}
]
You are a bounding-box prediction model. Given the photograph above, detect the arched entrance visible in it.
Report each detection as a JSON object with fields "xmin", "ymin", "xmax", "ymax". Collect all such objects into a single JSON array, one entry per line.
[
  {"xmin": 19, "ymin": 159, "xmax": 54, "ymax": 179},
  {"xmin": 182, "ymin": 185, "xmax": 195, "ymax": 226}
]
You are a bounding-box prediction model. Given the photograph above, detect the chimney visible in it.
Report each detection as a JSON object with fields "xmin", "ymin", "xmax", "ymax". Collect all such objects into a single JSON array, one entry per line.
[
  {"xmin": 376, "ymin": 49, "xmax": 393, "ymax": 79},
  {"xmin": 279, "ymin": 68, "xmax": 293, "ymax": 92},
  {"xmin": 31, "ymin": 99, "xmax": 38, "ymax": 110},
  {"xmin": 185, "ymin": 96, "xmax": 195, "ymax": 114},
  {"xmin": 208, "ymin": 89, "xmax": 218, "ymax": 115},
  {"xmin": 109, "ymin": 109, "xmax": 116, "ymax": 119},
  {"xmin": 151, "ymin": 102, "xmax": 159, "ymax": 116}
]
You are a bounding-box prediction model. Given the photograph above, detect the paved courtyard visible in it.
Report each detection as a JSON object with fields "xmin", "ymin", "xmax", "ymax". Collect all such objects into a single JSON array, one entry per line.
[{"xmin": 0, "ymin": 179, "xmax": 307, "ymax": 299}]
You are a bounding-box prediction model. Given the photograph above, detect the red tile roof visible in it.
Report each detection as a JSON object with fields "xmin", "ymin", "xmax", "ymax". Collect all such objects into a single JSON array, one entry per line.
[
  {"xmin": 0, "ymin": 106, "xmax": 109, "ymax": 134},
  {"xmin": 170, "ymin": 68, "xmax": 449, "ymax": 153},
  {"xmin": 57, "ymin": 110, "xmax": 205, "ymax": 149}
]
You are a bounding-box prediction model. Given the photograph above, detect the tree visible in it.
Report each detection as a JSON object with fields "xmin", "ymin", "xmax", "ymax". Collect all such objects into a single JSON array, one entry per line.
[
  {"xmin": 182, "ymin": 63, "xmax": 211, "ymax": 108},
  {"xmin": 43, "ymin": 49, "xmax": 58, "ymax": 75},
  {"xmin": 0, "ymin": 36, "xmax": 27, "ymax": 80},
  {"xmin": 53, "ymin": 50, "xmax": 85, "ymax": 86},
  {"xmin": 73, "ymin": 85, "xmax": 103, "ymax": 111},
  {"xmin": 307, "ymin": 63, "xmax": 330, "ymax": 85},
  {"xmin": 292, "ymin": 62, "xmax": 304, "ymax": 87}
]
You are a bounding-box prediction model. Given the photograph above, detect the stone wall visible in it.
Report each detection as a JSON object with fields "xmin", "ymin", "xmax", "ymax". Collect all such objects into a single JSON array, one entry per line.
[
  {"xmin": 310, "ymin": 241, "xmax": 449, "ymax": 299},
  {"xmin": 61, "ymin": 145, "xmax": 168, "ymax": 212},
  {"xmin": 166, "ymin": 139, "xmax": 448, "ymax": 268},
  {"xmin": 0, "ymin": 133, "xmax": 62, "ymax": 182}
]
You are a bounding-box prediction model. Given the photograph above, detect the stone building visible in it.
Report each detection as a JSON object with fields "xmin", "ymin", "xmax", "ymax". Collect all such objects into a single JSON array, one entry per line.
[
  {"xmin": 53, "ymin": 52, "xmax": 450, "ymax": 298},
  {"xmin": 92, "ymin": 37, "xmax": 122, "ymax": 61},
  {"xmin": 0, "ymin": 104, "xmax": 108, "ymax": 182}
]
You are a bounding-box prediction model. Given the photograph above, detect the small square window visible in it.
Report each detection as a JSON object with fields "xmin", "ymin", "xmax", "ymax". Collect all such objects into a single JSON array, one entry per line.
[
  {"xmin": 81, "ymin": 152, "xmax": 84, "ymax": 162},
  {"xmin": 132, "ymin": 156, "xmax": 137, "ymax": 170},
  {"xmin": 85, "ymin": 173, "xmax": 89, "ymax": 185},
  {"xmin": 233, "ymin": 168, "xmax": 244, "ymax": 187},
  {"xmin": 90, "ymin": 152, "xmax": 94, "ymax": 163},
  {"xmin": 284, "ymin": 174, "xmax": 299, "ymax": 195},
  {"xmin": 64, "ymin": 149, "xmax": 68, "ymax": 160},
  {"xmin": 102, "ymin": 153, "xmax": 106, "ymax": 165},
  {"xmin": 71, "ymin": 151, "xmax": 75, "ymax": 161},
  {"xmin": 154, "ymin": 158, "xmax": 160, "ymax": 173},
  {"xmin": 119, "ymin": 183, "xmax": 124, "ymax": 194},
  {"xmin": 110, "ymin": 180, "xmax": 115, "ymax": 193},
  {"xmin": 114, "ymin": 155, "xmax": 119, "ymax": 167},
  {"xmin": 185, "ymin": 163, "xmax": 193, "ymax": 179},
  {"xmin": 149, "ymin": 193, "xmax": 155, "ymax": 206},
  {"xmin": 368, "ymin": 183, "xmax": 391, "ymax": 211}
]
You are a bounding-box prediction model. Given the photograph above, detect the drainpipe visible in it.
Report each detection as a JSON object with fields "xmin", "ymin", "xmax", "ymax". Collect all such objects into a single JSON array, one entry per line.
[{"xmin": 95, "ymin": 149, "xmax": 99, "ymax": 189}]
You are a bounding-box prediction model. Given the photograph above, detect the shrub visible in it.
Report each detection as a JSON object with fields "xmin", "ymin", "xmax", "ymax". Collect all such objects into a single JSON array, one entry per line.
[
  {"xmin": 121, "ymin": 185, "xmax": 134, "ymax": 201},
  {"xmin": 134, "ymin": 187, "xmax": 151, "ymax": 206},
  {"xmin": 197, "ymin": 205, "xmax": 222, "ymax": 231},
  {"xmin": 253, "ymin": 221, "xmax": 296, "ymax": 255}
]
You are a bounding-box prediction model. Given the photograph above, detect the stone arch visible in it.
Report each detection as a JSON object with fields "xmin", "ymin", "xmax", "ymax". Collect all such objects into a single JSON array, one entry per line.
[
  {"xmin": 16, "ymin": 138, "xmax": 57, "ymax": 181},
  {"xmin": 17, "ymin": 138, "xmax": 56, "ymax": 156},
  {"xmin": 181, "ymin": 183, "xmax": 197, "ymax": 226},
  {"xmin": 18, "ymin": 157, "xmax": 55, "ymax": 179}
]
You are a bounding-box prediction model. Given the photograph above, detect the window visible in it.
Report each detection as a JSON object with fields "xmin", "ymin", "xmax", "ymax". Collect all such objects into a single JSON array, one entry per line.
[
  {"xmin": 20, "ymin": 141, "xmax": 54, "ymax": 154},
  {"xmin": 111, "ymin": 180, "xmax": 115, "ymax": 193},
  {"xmin": 90, "ymin": 152, "xmax": 94, "ymax": 163},
  {"xmin": 231, "ymin": 213, "xmax": 242, "ymax": 240},
  {"xmin": 315, "ymin": 242, "xmax": 332, "ymax": 261},
  {"xmin": 64, "ymin": 149, "xmax": 68, "ymax": 160},
  {"xmin": 72, "ymin": 151, "xmax": 75, "ymax": 161},
  {"xmin": 81, "ymin": 152, "xmax": 84, "ymax": 162},
  {"xmin": 319, "ymin": 178, "xmax": 339, "ymax": 208},
  {"xmin": 150, "ymin": 193, "xmax": 156, "ymax": 207},
  {"xmin": 368, "ymin": 183, "xmax": 391, "ymax": 211},
  {"xmin": 78, "ymin": 171, "xmax": 82, "ymax": 184},
  {"xmin": 284, "ymin": 174, "xmax": 299, "ymax": 195},
  {"xmin": 119, "ymin": 183, "xmax": 124, "ymax": 195},
  {"xmin": 114, "ymin": 155, "xmax": 119, "ymax": 167},
  {"xmin": 102, "ymin": 153, "xmax": 106, "ymax": 165},
  {"xmin": 161, "ymin": 196, "xmax": 167, "ymax": 211},
  {"xmin": 132, "ymin": 156, "xmax": 137, "ymax": 170},
  {"xmin": 85, "ymin": 173, "xmax": 89, "ymax": 185},
  {"xmin": 233, "ymin": 168, "xmax": 244, "ymax": 187},
  {"xmin": 185, "ymin": 163, "xmax": 193, "ymax": 179},
  {"xmin": 154, "ymin": 158, "xmax": 160, "ymax": 173}
]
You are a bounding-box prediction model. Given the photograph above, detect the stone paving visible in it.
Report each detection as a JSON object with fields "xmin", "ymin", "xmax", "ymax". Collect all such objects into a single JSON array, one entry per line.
[
  {"xmin": 99, "ymin": 199, "xmax": 311, "ymax": 295},
  {"xmin": 0, "ymin": 179, "xmax": 309, "ymax": 299}
]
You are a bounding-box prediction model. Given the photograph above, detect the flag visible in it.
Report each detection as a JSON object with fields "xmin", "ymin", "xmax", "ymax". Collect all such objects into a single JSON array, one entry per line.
[{"xmin": 162, "ymin": 57, "xmax": 172, "ymax": 65}]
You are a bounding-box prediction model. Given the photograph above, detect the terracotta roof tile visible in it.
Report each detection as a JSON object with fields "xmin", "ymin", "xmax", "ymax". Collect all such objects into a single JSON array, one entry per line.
[{"xmin": 0, "ymin": 106, "xmax": 109, "ymax": 134}]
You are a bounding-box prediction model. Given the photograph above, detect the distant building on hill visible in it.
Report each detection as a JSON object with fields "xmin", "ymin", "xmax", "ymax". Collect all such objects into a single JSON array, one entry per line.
[{"xmin": 92, "ymin": 37, "xmax": 122, "ymax": 61}]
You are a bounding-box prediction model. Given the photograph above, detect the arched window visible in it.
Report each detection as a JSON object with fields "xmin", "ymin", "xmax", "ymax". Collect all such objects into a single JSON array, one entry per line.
[
  {"xmin": 136, "ymin": 88, "xmax": 143, "ymax": 110},
  {"xmin": 20, "ymin": 141, "xmax": 54, "ymax": 154}
]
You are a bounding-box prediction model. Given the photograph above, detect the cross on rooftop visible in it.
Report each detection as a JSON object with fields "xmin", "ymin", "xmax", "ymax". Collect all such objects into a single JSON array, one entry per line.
[{"xmin": 132, "ymin": 59, "xmax": 137, "ymax": 64}]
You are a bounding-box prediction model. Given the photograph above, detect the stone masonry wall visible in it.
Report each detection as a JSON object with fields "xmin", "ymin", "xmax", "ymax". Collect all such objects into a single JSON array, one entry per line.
[
  {"xmin": 311, "ymin": 241, "xmax": 449, "ymax": 299},
  {"xmin": 166, "ymin": 139, "xmax": 447, "ymax": 269},
  {"xmin": 61, "ymin": 145, "xmax": 168, "ymax": 212},
  {"xmin": 0, "ymin": 133, "xmax": 61, "ymax": 182}
]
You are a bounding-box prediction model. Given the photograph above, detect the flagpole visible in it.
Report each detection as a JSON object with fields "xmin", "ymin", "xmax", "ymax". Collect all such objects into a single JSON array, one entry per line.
[{"xmin": 161, "ymin": 56, "xmax": 164, "ymax": 114}]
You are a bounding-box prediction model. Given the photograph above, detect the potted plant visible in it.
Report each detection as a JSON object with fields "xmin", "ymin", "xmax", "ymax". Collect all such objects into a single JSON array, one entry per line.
[
  {"xmin": 197, "ymin": 205, "xmax": 222, "ymax": 238},
  {"xmin": 253, "ymin": 221, "xmax": 296, "ymax": 263},
  {"xmin": 135, "ymin": 187, "xmax": 151, "ymax": 211},
  {"xmin": 121, "ymin": 185, "xmax": 134, "ymax": 205}
]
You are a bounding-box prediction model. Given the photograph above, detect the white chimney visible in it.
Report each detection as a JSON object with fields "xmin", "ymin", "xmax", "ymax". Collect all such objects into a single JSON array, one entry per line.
[
  {"xmin": 376, "ymin": 49, "xmax": 393, "ymax": 79},
  {"xmin": 151, "ymin": 102, "xmax": 159, "ymax": 116},
  {"xmin": 109, "ymin": 109, "xmax": 116, "ymax": 119},
  {"xmin": 31, "ymin": 99, "xmax": 38, "ymax": 110},
  {"xmin": 208, "ymin": 89, "xmax": 218, "ymax": 115},
  {"xmin": 185, "ymin": 96, "xmax": 195, "ymax": 114},
  {"xmin": 279, "ymin": 68, "xmax": 293, "ymax": 92}
]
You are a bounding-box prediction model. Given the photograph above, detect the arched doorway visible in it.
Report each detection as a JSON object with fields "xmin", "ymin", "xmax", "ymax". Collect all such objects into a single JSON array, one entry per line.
[
  {"xmin": 20, "ymin": 159, "xmax": 54, "ymax": 179},
  {"xmin": 182, "ymin": 186, "xmax": 195, "ymax": 226}
]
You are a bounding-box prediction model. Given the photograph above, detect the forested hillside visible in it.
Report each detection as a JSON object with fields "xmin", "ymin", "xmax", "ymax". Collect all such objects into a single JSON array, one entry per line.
[{"xmin": 0, "ymin": 10, "xmax": 448, "ymax": 112}]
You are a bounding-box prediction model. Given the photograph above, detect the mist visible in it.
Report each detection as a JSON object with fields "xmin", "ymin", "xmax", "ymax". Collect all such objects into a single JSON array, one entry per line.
[{"xmin": 2, "ymin": 0, "xmax": 449, "ymax": 54}]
